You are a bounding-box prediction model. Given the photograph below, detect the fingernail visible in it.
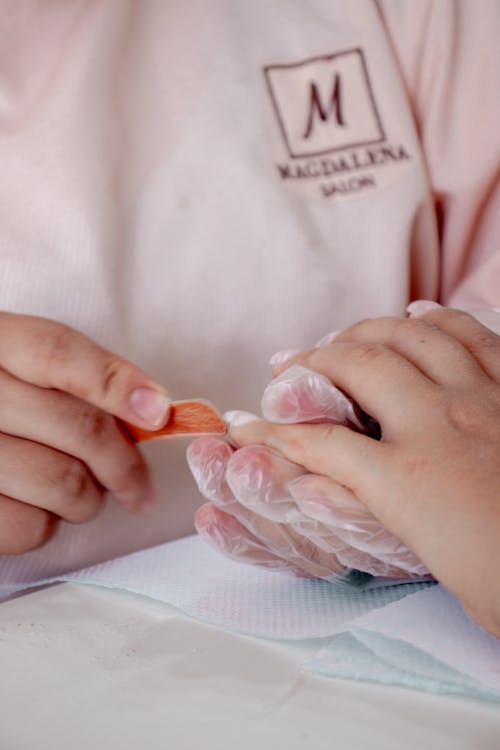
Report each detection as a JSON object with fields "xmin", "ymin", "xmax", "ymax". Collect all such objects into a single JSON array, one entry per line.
[
  {"xmin": 406, "ymin": 300, "xmax": 442, "ymax": 317},
  {"xmin": 269, "ymin": 349, "xmax": 299, "ymax": 367},
  {"xmin": 224, "ymin": 410, "xmax": 260, "ymax": 427},
  {"xmin": 315, "ymin": 330, "xmax": 340, "ymax": 347},
  {"xmin": 129, "ymin": 387, "xmax": 170, "ymax": 427}
]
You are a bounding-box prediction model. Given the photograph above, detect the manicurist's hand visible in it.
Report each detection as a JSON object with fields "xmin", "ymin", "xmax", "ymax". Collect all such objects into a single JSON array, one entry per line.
[
  {"xmin": 0, "ymin": 313, "xmax": 170, "ymax": 554},
  {"xmin": 228, "ymin": 308, "xmax": 500, "ymax": 636}
]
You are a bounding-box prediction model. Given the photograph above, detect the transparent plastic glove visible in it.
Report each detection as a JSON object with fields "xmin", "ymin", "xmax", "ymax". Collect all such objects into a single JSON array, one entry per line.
[
  {"xmin": 260, "ymin": 365, "xmax": 428, "ymax": 576},
  {"xmin": 188, "ymin": 436, "xmax": 343, "ymax": 578},
  {"xmin": 288, "ymin": 474, "xmax": 428, "ymax": 576},
  {"xmin": 188, "ymin": 436, "xmax": 426, "ymax": 579},
  {"xmin": 262, "ymin": 365, "xmax": 381, "ymax": 438}
]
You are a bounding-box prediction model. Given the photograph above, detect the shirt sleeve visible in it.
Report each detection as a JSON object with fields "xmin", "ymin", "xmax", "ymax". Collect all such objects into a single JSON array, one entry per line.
[{"xmin": 378, "ymin": 0, "xmax": 500, "ymax": 331}]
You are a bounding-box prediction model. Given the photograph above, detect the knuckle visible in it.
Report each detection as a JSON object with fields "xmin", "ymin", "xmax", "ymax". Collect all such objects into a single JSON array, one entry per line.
[
  {"xmin": 57, "ymin": 458, "xmax": 92, "ymax": 504},
  {"xmin": 390, "ymin": 317, "xmax": 440, "ymax": 347},
  {"xmin": 345, "ymin": 342, "xmax": 386, "ymax": 366},
  {"xmin": 267, "ymin": 426, "xmax": 305, "ymax": 465},
  {"xmin": 75, "ymin": 405, "xmax": 111, "ymax": 444},
  {"xmin": 54, "ymin": 458, "xmax": 103, "ymax": 521},
  {"xmin": 399, "ymin": 317, "xmax": 435, "ymax": 338},
  {"xmin": 67, "ymin": 493, "xmax": 103, "ymax": 524},
  {"xmin": 444, "ymin": 396, "xmax": 489, "ymax": 436},
  {"xmin": 342, "ymin": 316, "xmax": 398, "ymax": 340},
  {"xmin": 336, "ymin": 318, "xmax": 373, "ymax": 340},
  {"xmin": 100, "ymin": 355, "xmax": 128, "ymax": 399},
  {"xmin": 33, "ymin": 323, "xmax": 74, "ymax": 371},
  {"xmin": 470, "ymin": 330, "xmax": 498, "ymax": 354},
  {"xmin": 266, "ymin": 423, "xmax": 335, "ymax": 476}
]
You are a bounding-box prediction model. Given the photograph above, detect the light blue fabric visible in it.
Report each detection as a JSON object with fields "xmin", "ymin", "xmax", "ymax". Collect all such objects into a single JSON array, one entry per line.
[
  {"xmin": 306, "ymin": 584, "xmax": 500, "ymax": 701},
  {"xmin": 308, "ymin": 631, "xmax": 500, "ymax": 702}
]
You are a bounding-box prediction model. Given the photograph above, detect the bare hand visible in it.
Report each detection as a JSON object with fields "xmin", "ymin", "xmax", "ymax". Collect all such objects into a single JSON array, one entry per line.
[{"xmin": 0, "ymin": 313, "xmax": 170, "ymax": 553}]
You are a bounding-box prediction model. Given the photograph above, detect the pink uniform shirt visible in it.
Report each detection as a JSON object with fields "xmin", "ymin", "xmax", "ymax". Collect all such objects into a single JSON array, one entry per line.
[{"xmin": 0, "ymin": 0, "xmax": 499, "ymax": 591}]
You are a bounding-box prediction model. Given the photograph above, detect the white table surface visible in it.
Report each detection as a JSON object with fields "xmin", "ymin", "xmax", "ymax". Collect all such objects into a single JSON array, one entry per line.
[{"xmin": 0, "ymin": 582, "xmax": 499, "ymax": 750}]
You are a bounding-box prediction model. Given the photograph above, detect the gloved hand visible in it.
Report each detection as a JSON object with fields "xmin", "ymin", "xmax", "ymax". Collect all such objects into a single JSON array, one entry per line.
[{"xmin": 188, "ymin": 364, "xmax": 428, "ymax": 579}]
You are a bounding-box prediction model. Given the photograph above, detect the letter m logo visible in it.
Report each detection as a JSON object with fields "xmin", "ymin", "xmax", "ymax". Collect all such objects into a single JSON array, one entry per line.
[
  {"xmin": 302, "ymin": 74, "xmax": 345, "ymax": 139},
  {"xmin": 264, "ymin": 48, "xmax": 385, "ymax": 159}
]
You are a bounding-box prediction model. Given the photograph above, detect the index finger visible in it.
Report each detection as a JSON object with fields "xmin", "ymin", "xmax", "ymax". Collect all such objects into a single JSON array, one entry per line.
[{"xmin": 0, "ymin": 313, "xmax": 170, "ymax": 429}]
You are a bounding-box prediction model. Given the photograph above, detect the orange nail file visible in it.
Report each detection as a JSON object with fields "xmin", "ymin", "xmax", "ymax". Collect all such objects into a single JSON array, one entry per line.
[{"xmin": 123, "ymin": 399, "xmax": 227, "ymax": 443}]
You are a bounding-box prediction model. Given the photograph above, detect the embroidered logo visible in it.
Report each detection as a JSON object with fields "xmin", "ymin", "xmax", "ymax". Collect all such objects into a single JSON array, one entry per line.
[{"xmin": 263, "ymin": 48, "xmax": 412, "ymax": 201}]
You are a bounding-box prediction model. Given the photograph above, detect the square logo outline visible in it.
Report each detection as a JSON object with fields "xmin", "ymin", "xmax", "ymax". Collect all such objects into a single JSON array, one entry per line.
[{"xmin": 263, "ymin": 48, "xmax": 386, "ymax": 159}]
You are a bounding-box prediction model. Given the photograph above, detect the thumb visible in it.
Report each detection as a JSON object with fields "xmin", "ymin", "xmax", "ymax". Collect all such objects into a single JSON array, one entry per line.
[{"xmin": 227, "ymin": 416, "xmax": 381, "ymax": 501}]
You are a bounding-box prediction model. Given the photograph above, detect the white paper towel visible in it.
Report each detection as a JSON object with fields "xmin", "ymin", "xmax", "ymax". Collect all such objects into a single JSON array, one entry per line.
[
  {"xmin": 8, "ymin": 535, "xmax": 500, "ymax": 700},
  {"xmin": 49, "ymin": 535, "xmax": 429, "ymax": 639}
]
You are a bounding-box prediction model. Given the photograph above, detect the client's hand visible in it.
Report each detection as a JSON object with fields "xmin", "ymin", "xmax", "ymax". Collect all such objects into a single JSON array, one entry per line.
[{"xmin": 188, "ymin": 436, "xmax": 428, "ymax": 579}]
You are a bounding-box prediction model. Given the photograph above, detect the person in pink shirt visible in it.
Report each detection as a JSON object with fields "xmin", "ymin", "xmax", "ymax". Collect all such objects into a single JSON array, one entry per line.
[{"xmin": 0, "ymin": 0, "xmax": 498, "ymax": 634}]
